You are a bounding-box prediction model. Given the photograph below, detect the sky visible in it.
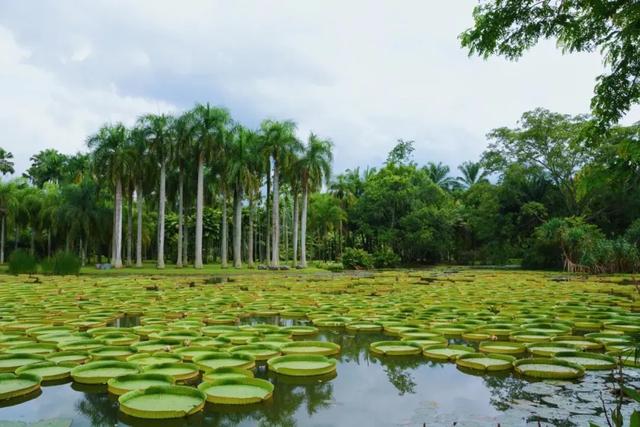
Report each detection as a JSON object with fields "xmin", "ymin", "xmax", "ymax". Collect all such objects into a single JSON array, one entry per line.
[{"xmin": 0, "ymin": 0, "xmax": 626, "ymax": 177}]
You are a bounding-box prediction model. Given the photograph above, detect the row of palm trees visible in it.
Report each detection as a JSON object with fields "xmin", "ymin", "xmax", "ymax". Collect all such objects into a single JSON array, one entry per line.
[{"xmin": 88, "ymin": 103, "xmax": 333, "ymax": 269}]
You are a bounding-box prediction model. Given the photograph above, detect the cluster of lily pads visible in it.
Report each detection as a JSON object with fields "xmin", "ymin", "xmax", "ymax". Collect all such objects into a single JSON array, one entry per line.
[{"xmin": 0, "ymin": 270, "xmax": 638, "ymax": 420}]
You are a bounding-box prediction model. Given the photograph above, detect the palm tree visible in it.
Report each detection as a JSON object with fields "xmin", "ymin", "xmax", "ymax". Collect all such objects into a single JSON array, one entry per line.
[
  {"xmin": 425, "ymin": 162, "xmax": 459, "ymax": 190},
  {"xmin": 127, "ymin": 126, "xmax": 149, "ymax": 268},
  {"xmin": 88, "ymin": 123, "xmax": 129, "ymax": 268},
  {"xmin": 299, "ymin": 133, "xmax": 333, "ymax": 267},
  {"xmin": 191, "ymin": 104, "xmax": 231, "ymax": 268},
  {"xmin": 171, "ymin": 112, "xmax": 196, "ymax": 267},
  {"xmin": 227, "ymin": 126, "xmax": 261, "ymax": 268},
  {"xmin": 0, "ymin": 181, "xmax": 17, "ymax": 263},
  {"xmin": 59, "ymin": 180, "xmax": 98, "ymax": 265},
  {"xmin": 0, "ymin": 148, "xmax": 15, "ymax": 176},
  {"xmin": 138, "ymin": 114, "xmax": 173, "ymax": 269},
  {"xmin": 457, "ymin": 161, "xmax": 489, "ymax": 188},
  {"xmin": 260, "ymin": 120, "xmax": 302, "ymax": 267}
]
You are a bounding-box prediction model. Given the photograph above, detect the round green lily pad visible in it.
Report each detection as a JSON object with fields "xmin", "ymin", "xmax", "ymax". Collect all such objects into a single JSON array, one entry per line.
[
  {"xmin": 127, "ymin": 352, "xmax": 182, "ymax": 366},
  {"xmin": 198, "ymin": 377, "xmax": 274, "ymax": 404},
  {"xmin": 479, "ymin": 341, "xmax": 526, "ymax": 355},
  {"xmin": 71, "ymin": 361, "xmax": 140, "ymax": 384},
  {"xmin": 45, "ymin": 350, "xmax": 89, "ymax": 365},
  {"xmin": 513, "ymin": 358, "xmax": 585, "ymax": 379},
  {"xmin": 230, "ymin": 344, "xmax": 280, "ymax": 361},
  {"xmin": 0, "ymin": 353, "xmax": 45, "ymax": 373},
  {"xmin": 281, "ymin": 341, "xmax": 340, "ymax": 356},
  {"xmin": 554, "ymin": 351, "xmax": 617, "ymax": 370},
  {"xmin": 107, "ymin": 373, "xmax": 175, "ymax": 396},
  {"xmin": 526, "ymin": 342, "xmax": 579, "ymax": 357},
  {"xmin": 0, "ymin": 372, "xmax": 41, "ymax": 400},
  {"xmin": 142, "ymin": 363, "xmax": 199, "ymax": 382},
  {"xmin": 455, "ymin": 353, "xmax": 515, "ymax": 372},
  {"xmin": 192, "ymin": 352, "xmax": 255, "ymax": 371},
  {"xmin": 345, "ymin": 322, "xmax": 383, "ymax": 332},
  {"xmin": 282, "ymin": 326, "xmax": 319, "ymax": 336},
  {"xmin": 202, "ymin": 367, "xmax": 254, "ymax": 382},
  {"xmin": 267, "ymin": 355, "xmax": 337, "ymax": 377},
  {"xmin": 118, "ymin": 385, "xmax": 206, "ymax": 419},
  {"xmin": 173, "ymin": 346, "xmax": 221, "ymax": 361},
  {"xmin": 89, "ymin": 346, "xmax": 136, "ymax": 361},
  {"xmin": 15, "ymin": 361, "xmax": 72, "ymax": 381},
  {"xmin": 369, "ymin": 341, "xmax": 422, "ymax": 356},
  {"xmin": 423, "ymin": 344, "xmax": 474, "ymax": 361},
  {"xmin": 4, "ymin": 343, "xmax": 58, "ymax": 355}
]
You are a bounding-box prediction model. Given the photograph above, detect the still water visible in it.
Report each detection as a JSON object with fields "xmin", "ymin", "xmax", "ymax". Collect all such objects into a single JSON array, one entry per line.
[{"xmin": 1, "ymin": 316, "xmax": 638, "ymax": 427}]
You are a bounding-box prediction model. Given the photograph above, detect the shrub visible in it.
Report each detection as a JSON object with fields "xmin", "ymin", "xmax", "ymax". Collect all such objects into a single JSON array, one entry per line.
[
  {"xmin": 8, "ymin": 250, "xmax": 37, "ymax": 275},
  {"xmin": 315, "ymin": 261, "xmax": 344, "ymax": 272},
  {"xmin": 42, "ymin": 252, "xmax": 82, "ymax": 275},
  {"xmin": 341, "ymin": 248, "xmax": 373, "ymax": 270},
  {"xmin": 372, "ymin": 248, "xmax": 401, "ymax": 268}
]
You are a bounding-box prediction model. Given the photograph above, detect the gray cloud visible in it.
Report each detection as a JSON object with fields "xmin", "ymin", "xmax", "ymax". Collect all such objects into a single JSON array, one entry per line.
[{"xmin": 0, "ymin": 0, "xmax": 621, "ymax": 177}]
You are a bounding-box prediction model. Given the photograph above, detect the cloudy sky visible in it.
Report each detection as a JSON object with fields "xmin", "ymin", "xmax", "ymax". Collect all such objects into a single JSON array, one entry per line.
[{"xmin": 0, "ymin": 0, "xmax": 624, "ymax": 177}]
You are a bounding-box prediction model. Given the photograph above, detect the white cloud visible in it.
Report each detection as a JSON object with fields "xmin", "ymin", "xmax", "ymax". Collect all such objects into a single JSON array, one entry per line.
[{"xmin": 0, "ymin": 0, "xmax": 624, "ymax": 177}]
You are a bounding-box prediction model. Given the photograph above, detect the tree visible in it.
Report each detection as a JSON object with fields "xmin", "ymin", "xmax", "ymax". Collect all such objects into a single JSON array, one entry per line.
[
  {"xmin": 88, "ymin": 123, "xmax": 129, "ymax": 268},
  {"xmin": 139, "ymin": 114, "xmax": 173, "ymax": 269},
  {"xmin": 192, "ymin": 104, "xmax": 230, "ymax": 268},
  {"xmin": 0, "ymin": 181, "xmax": 17, "ymax": 263},
  {"xmin": 227, "ymin": 125, "xmax": 259, "ymax": 268},
  {"xmin": 457, "ymin": 161, "xmax": 489, "ymax": 188},
  {"xmin": 0, "ymin": 148, "xmax": 15, "ymax": 176},
  {"xmin": 425, "ymin": 162, "xmax": 459, "ymax": 190},
  {"xmin": 24, "ymin": 149, "xmax": 67, "ymax": 187},
  {"xmin": 127, "ymin": 126, "xmax": 150, "ymax": 268},
  {"xmin": 298, "ymin": 133, "xmax": 333, "ymax": 267},
  {"xmin": 386, "ymin": 139, "xmax": 415, "ymax": 165},
  {"xmin": 460, "ymin": 0, "xmax": 640, "ymax": 128},
  {"xmin": 260, "ymin": 120, "xmax": 302, "ymax": 267},
  {"xmin": 483, "ymin": 108, "xmax": 589, "ymax": 214}
]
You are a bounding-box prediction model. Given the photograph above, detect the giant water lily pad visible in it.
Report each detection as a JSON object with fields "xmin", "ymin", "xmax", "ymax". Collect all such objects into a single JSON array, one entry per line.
[
  {"xmin": 267, "ymin": 355, "xmax": 336, "ymax": 377},
  {"xmin": 513, "ymin": 358, "xmax": 585, "ymax": 379},
  {"xmin": 0, "ymin": 373, "xmax": 41, "ymax": 400},
  {"xmin": 527, "ymin": 342, "xmax": 579, "ymax": 357},
  {"xmin": 107, "ymin": 373, "xmax": 174, "ymax": 395},
  {"xmin": 118, "ymin": 385, "xmax": 206, "ymax": 419},
  {"xmin": 192, "ymin": 352, "xmax": 255, "ymax": 371},
  {"xmin": 229, "ymin": 344, "xmax": 280, "ymax": 361},
  {"xmin": 15, "ymin": 362, "xmax": 72, "ymax": 381},
  {"xmin": 198, "ymin": 377, "xmax": 274, "ymax": 404},
  {"xmin": 89, "ymin": 346, "xmax": 136, "ymax": 361},
  {"xmin": 202, "ymin": 367, "xmax": 254, "ymax": 382},
  {"xmin": 456, "ymin": 353, "xmax": 515, "ymax": 372},
  {"xmin": 142, "ymin": 363, "xmax": 199, "ymax": 382},
  {"xmin": 127, "ymin": 352, "xmax": 182, "ymax": 366},
  {"xmin": 554, "ymin": 351, "xmax": 617, "ymax": 370},
  {"xmin": 70, "ymin": 361, "xmax": 139, "ymax": 384},
  {"xmin": 423, "ymin": 344, "xmax": 474, "ymax": 361},
  {"xmin": 0, "ymin": 354, "xmax": 45, "ymax": 373},
  {"xmin": 44, "ymin": 351, "xmax": 89, "ymax": 365},
  {"xmin": 479, "ymin": 341, "xmax": 526, "ymax": 355},
  {"xmin": 281, "ymin": 341, "xmax": 340, "ymax": 356},
  {"xmin": 369, "ymin": 341, "xmax": 422, "ymax": 356}
]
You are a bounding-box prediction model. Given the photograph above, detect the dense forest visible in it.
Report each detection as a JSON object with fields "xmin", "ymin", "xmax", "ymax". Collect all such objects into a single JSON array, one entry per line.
[{"xmin": 1, "ymin": 106, "xmax": 639, "ymax": 273}]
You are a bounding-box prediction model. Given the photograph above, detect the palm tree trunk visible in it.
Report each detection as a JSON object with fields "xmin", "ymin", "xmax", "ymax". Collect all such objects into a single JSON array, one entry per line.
[
  {"xmin": 233, "ymin": 185, "xmax": 242, "ymax": 268},
  {"xmin": 136, "ymin": 182, "xmax": 143, "ymax": 268},
  {"xmin": 265, "ymin": 163, "xmax": 271, "ymax": 265},
  {"xmin": 47, "ymin": 231, "xmax": 51, "ymax": 257},
  {"xmin": 248, "ymin": 196, "xmax": 254, "ymax": 267},
  {"xmin": 0, "ymin": 216, "xmax": 5, "ymax": 264},
  {"xmin": 195, "ymin": 152, "xmax": 204, "ymax": 268},
  {"xmin": 221, "ymin": 190, "xmax": 228, "ymax": 268},
  {"xmin": 126, "ymin": 191, "xmax": 133, "ymax": 267},
  {"xmin": 271, "ymin": 159, "xmax": 280, "ymax": 267},
  {"xmin": 114, "ymin": 178, "xmax": 123, "ymax": 268},
  {"xmin": 176, "ymin": 168, "xmax": 184, "ymax": 267},
  {"xmin": 157, "ymin": 160, "xmax": 166, "ymax": 269},
  {"xmin": 283, "ymin": 198, "xmax": 288, "ymax": 263},
  {"xmin": 183, "ymin": 216, "xmax": 189, "ymax": 265},
  {"xmin": 300, "ymin": 185, "xmax": 308, "ymax": 268},
  {"xmin": 111, "ymin": 196, "xmax": 117, "ymax": 264},
  {"xmin": 292, "ymin": 194, "xmax": 299, "ymax": 267}
]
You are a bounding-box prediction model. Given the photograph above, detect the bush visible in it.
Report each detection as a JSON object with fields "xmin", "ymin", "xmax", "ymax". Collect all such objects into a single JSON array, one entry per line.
[
  {"xmin": 41, "ymin": 252, "xmax": 82, "ymax": 275},
  {"xmin": 8, "ymin": 250, "xmax": 37, "ymax": 275},
  {"xmin": 341, "ymin": 248, "xmax": 373, "ymax": 270},
  {"xmin": 372, "ymin": 248, "xmax": 401, "ymax": 268},
  {"xmin": 315, "ymin": 261, "xmax": 344, "ymax": 272}
]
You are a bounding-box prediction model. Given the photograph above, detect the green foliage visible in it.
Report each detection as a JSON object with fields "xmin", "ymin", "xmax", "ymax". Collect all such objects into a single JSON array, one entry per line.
[
  {"xmin": 41, "ymin": 252, "xmax": 82, "ymax": 276},
  {"xmin": 314, "ymin": 261, "xmax": 344, "ymax": 272},
  {"xmin": 372, "ymin": 248, "xmax": 400, "ymax": 269},
  {"xmin": 460, "ymin": 0, "xmax": 640, "ymax": 128},
  {"xmin": 341, "ymin": 248, "xmax": 373, "ymax": 270},
  {"xmin": 8, "ymin": 250, "xmax": 37, "ymax": 274}
]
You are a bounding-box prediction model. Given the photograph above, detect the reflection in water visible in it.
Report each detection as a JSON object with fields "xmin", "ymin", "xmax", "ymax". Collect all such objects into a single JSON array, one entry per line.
[{"xmin": 0, "ymin": 315, "xmax": 637, "ymax": 426}]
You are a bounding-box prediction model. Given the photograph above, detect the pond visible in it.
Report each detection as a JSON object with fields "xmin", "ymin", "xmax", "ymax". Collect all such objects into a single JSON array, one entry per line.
[{"xmin": 0, "ymin": 270, "xmax": 638, "ymax": 426}]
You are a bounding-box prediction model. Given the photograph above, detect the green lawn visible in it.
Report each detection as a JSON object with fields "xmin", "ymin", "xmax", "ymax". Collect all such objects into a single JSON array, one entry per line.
[{"xmin": 80, "ymin": 261, "xmax": 324, "ymax": 276}]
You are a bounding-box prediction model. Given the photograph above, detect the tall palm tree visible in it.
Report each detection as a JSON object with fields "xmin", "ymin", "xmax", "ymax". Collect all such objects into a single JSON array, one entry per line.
[
  {"xmin": 226, "ymin": 125, "xmax": 259, "ymax": 268},
  {"xmin": 457, "ymin": 161, "xmax": 489, "ymax": 188},
  {"xmin": 0, "ymin": 181, "xmax": 17, "ymax": 263},
  {"xmin": 88, "ymin": 123, "xmax": 129, "ymax": 268},
  {"xmin": 171, "ymin": 112, "xmax": 196, "ymax": 267},
  {"xmin": 127, "ymin": 126, "xmax": 149, "ymax": 268},
  {"xmin": 260, "ymin": 120, "xmax": 302, "ymax": 267},
  {"xmin": 299, "ymin": 133, "xmax": 333, "ymax": 268},
  {"xmin": 0, "ymin": 148, "xmax": 15, "ymax": 176},
  {"xmin": 138, "ymin": 114, "xmax": 173, "ymax": 269},
  {"xmin": 191, "ymin": 104, "xmax": 231, "ymax": 268},
  {"xmin": 425, "ymin": 162, "xmax": 459, "ymax": 191}
]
